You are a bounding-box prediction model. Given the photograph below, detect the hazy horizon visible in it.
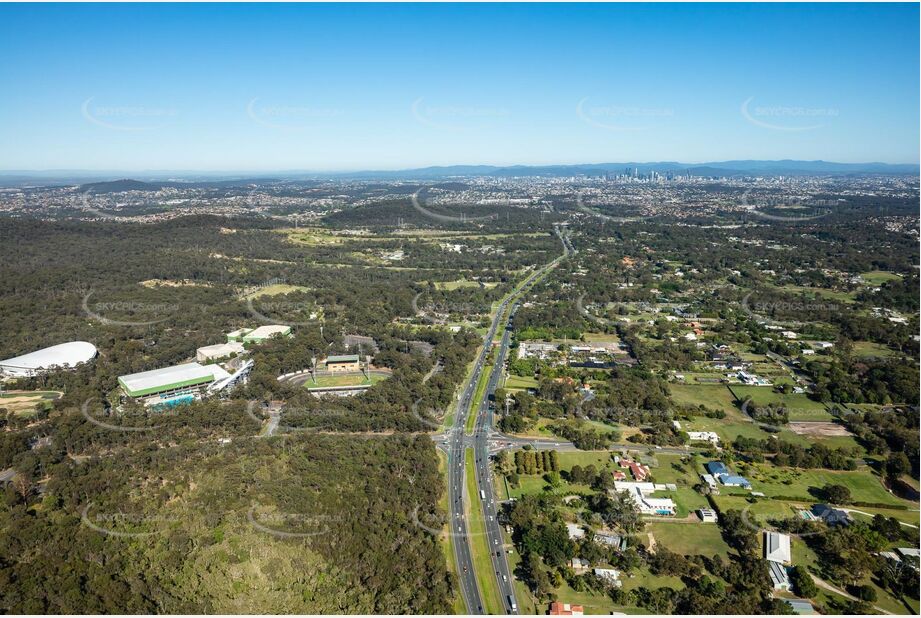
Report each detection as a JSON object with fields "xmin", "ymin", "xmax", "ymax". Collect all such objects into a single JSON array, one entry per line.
[{"xmin": 1, "ymin": 3, "xmax": 918, "ymax": 170}]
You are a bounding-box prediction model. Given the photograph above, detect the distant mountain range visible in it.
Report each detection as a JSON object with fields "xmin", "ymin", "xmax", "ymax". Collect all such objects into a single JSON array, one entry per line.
[
  {"xmin": 333, "ymin": 160, "xmax": 919, "ymax": 179},
  {"xmin": 0, "ymin": 160, "xmax": 916, "ymax": 188},
  {"xmin": 77, "ymin": 178, "xmax": 282, "ymax": 194}
]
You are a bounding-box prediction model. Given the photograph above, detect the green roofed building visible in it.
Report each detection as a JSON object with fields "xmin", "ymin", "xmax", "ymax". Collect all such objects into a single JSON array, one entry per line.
[
  {"xmin": 118, "ymin": 362, "xmax": 230, "ymax": 406},
  {"xmin": 226, "ymin": 328, "xmax": 252, "ymax": 342},
  {"xmin": 326, "ymin": 354, "xmax": 361, "ymax": 372},
  {"xmin": 227, "ymin": 325, "xmax": 292, "ymax": 343}
]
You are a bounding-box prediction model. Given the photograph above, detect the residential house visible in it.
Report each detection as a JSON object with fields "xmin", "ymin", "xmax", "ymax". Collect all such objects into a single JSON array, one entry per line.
[
  {"xmin": 549, "ymin": 602, "xmax": 584, "ymax": 616},
  {"xmin": 811, "ymin": 504, "xmax": 851, "ymax": 526},
  {"xmin": 593, "ymin": 568, "xmax": 622, "ymax": 587}
]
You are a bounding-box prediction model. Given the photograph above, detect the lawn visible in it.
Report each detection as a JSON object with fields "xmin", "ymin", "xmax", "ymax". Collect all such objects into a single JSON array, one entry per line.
[
  {"xmin": 669, "ymin": 383, "xmax": 738, "ymax": 414},
  {"xmin": 557, "ymin": 451, "xmax": 616, "ymax": 470},
  {"xmin": 506, "ymin": 450, "xmax": 608, "ymax": 499},
  {"xmin": 774, "ymin": 284, "xmax": 857, "ymax": 304},
  {"xmin": 619, "ymin": 565, "xmax": 685, "ymax": 594},
  {"xmin": 645, "ymin": 521, "xmax": 732, "ymax": 558},
  {"xmin": 503, "ymin": 374, "xmax": 538, "ymax": 390},
  {"xmin": 710, "ymin": 495, "xmax": 804, "ymax": 522},
  {"xmin": 859, "ymin": 270, "xmax": 902, "ymax": 286},
  {"xmin": 683, "ymin": 416, "xmax": 772, "ymax": 443},
  {"xmin": 643, "ymin": 454, "xmax": 710, "ymax": 516},
  {"xmin": 851, "ymin": 340, "xmax": 897, "ymax": 358},
  {"xmin": 434, "ymin": 278, "xmax": 498, "ymax": 291},
  {"xmin": 728, "ymin": 386, "xmax": 832, "ymax": 421},
  {"xmin": 581, "ymin": 332, "xmax": 622, "ymax": 344},
  {"xmin": 466, "ymin": 363, "xmax": 493, "ymax": 433},
  {"xmin": 738, "ymin": 463, "xmax": 911, "ymax": 507},
  {"xmin": 0, "ymin": 390, "xmax": 61, "ymax": 416},
  {"xmin": 304, "ymin": 372, "xmax": 388, "ymax": 388},
  {"xmin": 549, "ymin": 579, "xmax": 651, "ymax": 615}
]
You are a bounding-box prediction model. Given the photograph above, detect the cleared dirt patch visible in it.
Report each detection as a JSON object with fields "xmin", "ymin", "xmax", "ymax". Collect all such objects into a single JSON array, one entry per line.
[{"xmin": 788, "ymin": 421, "xmax": 852, "ymax": 437}]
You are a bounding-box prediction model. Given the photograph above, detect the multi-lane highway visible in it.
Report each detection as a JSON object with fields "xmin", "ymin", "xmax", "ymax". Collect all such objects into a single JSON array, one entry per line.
[
  {"xmin": 472, "ymin": 309, "xmax": 518, "ymax": 613},
  {"xmin": 444, "ymin": 224, "xmax": 573, "ymax": 614},
  {"xmin": 446, "ymin": 272, "xmax": 527, "ymax": 614}
]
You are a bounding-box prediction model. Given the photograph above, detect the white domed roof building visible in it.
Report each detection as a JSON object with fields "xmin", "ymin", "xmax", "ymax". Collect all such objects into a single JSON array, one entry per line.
[{"xmin": 0, "ymin": 341, "xmax": 98, "ymax": 377}]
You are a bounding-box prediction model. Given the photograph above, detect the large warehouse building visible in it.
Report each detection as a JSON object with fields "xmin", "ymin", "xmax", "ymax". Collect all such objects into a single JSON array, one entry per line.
[
  {"xmin": 0, "ymin": 341, "xmax": 97, "ymax": 377},
  {"xmin": 226, "ymin": 325, "xmax": 291, "ymax": 344},
  {"xmin": 118, "ymin": 362, "xmax": 231, "ymax": 407}
]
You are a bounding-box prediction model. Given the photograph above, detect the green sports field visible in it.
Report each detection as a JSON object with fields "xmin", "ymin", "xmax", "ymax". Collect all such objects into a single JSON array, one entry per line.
[{"xmin": 305, "ymin": 372, "xmax": 388, "ymax": 388}]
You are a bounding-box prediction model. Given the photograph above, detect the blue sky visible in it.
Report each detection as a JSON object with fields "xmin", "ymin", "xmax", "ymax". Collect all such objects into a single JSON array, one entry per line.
[{"xmin": 0, "ymin": 2, "xmax": 917, "ymax": 171}]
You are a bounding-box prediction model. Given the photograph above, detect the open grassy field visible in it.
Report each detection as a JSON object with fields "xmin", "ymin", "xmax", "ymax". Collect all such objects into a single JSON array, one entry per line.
[
  {"xmin": 557, "ymin": 451, "xmax": 616, "ymax": 470},
  {"xmin": 645, "ymin": 521, "xmax": 732, "ymax": 558},
  {"xmin": 581, "ymin": 332, "xmax": 622, "ymax": 344},
  {"xmin": 682, "ymin": 415, "xmax": 772, "ymax": 443},
  {"xmin": 465, "ymin": 449, "xmax": 503, "ymax": 615},
  {"xmin": 669, "ymin": 383, "xmax": 738, "ymax": 413},
  {"xmin": 738, "ymin": 463, "xmax": 910, "ymax": 507},
  {"xmin": 773, "ymin": 284, "xmax": 857, "ymax": 304},
  {"xmin": 549, "ymin": 580, "xmax": 652, "ymax": 615},
  {"xmin": 503, "ymin": 374, "xmax": 538, "ymax": 390},
  {"xmin": 506, "ymin": 450, "xmax": 611, "ymax": 499},
  {"xmin": 434, "ymin": 278, "xmax": 498, "ymax": 291},
  {"xmin": 508, "ymin": 475, "xmax": 594, "ymax": 499},
  {"xmin": 0, "ymin": 390, "xmax": 61, "ymax": 417},
  {"xmin": 710, "ymin": 494, "xmax": 805, "ymax": 521},
  {"xmin": 860, "ymin": 270, "xmax": 902, "ymax": 286},
  {"xmin": 281, "ymin": 228, "xmax": 348, "ymax": 246},
  {"xmin": 241, "ymin": 283, "xmax": 311, "ymax": 299},
  {"xmin": 619, "ymin": 565, "xmax": 686, "ymax": 595},
  {"xmin": 851, "ymin": 340, "xmax": 897, "ymax": 358},
  {"xmin": 728, "ymin": 386, "xmax": 832, "ymax": 421}
]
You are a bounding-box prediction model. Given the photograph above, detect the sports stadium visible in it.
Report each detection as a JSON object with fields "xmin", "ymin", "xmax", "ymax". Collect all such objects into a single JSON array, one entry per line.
[{"xmin": 0, "ymin": 341, "xmax": 98, "ymax": 377}]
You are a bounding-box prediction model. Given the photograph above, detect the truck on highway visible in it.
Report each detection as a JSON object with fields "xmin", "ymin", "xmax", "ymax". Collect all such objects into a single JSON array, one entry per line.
[
  {"xmin": 479, "ymin": 489, "xmax": 486, "ymax": 500},
  {"xmin": 508, "ymin": 595, "xmax": 517, "ymax": 612}
]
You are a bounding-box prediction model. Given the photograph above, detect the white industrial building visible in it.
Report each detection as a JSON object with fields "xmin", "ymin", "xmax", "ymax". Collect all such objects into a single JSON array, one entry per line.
[
  {"xmin": 118, "ymin": 362, "xmax": 232, "ymax": 407},
  {"xmin": 0, "ymin": 341, "xmax": 97, "ymax": 377},
  {"xmin": 768, "ymin": 561, "xmax": 791, "ymax": 591},
  {"xmin": 196, "ymin": 341, "xmax": 246, "ymax": 362}
]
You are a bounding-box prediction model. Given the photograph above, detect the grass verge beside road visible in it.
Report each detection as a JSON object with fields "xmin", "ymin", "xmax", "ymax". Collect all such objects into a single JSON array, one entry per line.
[
  {"xmin": 437, "ymin": 451, "xmax": 467, "ymax": 615},
  {"xmin": 465, "ymin": 449, "xmax": 503, "ymax": 615},
  {"xmin": 465, "ymin": 364, "xmax": 493, "ymax": 434}
]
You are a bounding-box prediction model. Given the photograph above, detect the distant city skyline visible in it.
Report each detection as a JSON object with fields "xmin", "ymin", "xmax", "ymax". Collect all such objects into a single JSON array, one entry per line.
[{"xmin": 0, "ymin": 3, "xmax": 918, "ymax": 170}]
